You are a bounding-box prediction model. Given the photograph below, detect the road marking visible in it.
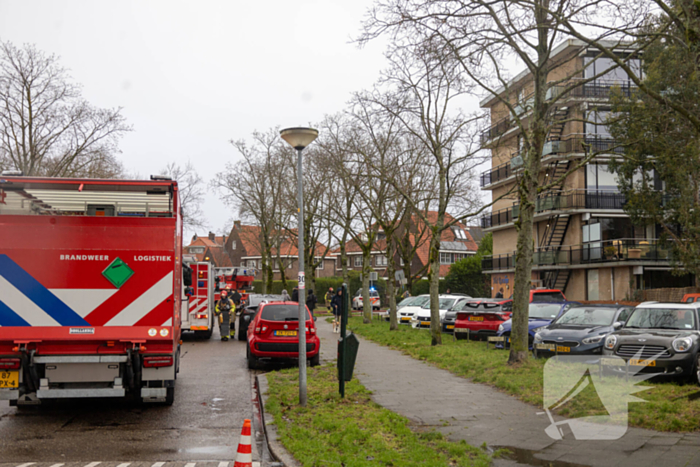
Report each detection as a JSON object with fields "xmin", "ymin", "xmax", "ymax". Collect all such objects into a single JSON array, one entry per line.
[
  {"xmin": 218, "ymin": 463, "xmax": 229, "ymax": 467},
  {"xmin": 16, "ymin": 464, "xmax": 35, "ymax": 467},
  {"xmin": 84, "ymin": 463, "xmax": 101, "ymax": 467},
  {"xmin": 151, "ymin": 463, "xmax": 165, "ymax": 467},
  {"xmin": 116, "ymin": 464, "xmax": 131, "ymax": 467},
  {"xmin": 184, "ymin": 463, "xmax": 197, "ymax": 467},
  {"xmin": 48, "ymin": 464, "xmax": 64, "ymax": 467}
]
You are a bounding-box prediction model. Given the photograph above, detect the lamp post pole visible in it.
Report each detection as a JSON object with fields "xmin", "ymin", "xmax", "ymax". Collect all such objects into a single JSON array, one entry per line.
[
  {"xmin": 296, "ymin": 145, "xmax": 307, "ymax": 407},
  {"xmin": 280, "ymin": 127, "xmax": 318, "ymax": 408}
]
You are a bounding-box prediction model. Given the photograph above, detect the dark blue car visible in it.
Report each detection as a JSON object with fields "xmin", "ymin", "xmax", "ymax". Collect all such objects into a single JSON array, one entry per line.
[
  {"xmin": 533, "ymin": 304, "xmax": 634, "ymax": 356},
  {"xmin": 496, "ymin": 301, "xmax": 580, "ymax": 349}
]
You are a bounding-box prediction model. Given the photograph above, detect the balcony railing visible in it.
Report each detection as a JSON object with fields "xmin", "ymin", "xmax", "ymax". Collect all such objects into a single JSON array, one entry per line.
[
  {"xmin": 480, "ymin": 190, "xmax": 627, "ymax": 229},
  {"xmin": 479, "ymin": 79, "xmax": 637, "ymax": 145},
  {"xmin": 480, "ymin": 137, "xmax": 624, "ymax": 187},
  {"xmin": 482, "ymin": 238, "xmax": 673, "ymax": 272}
]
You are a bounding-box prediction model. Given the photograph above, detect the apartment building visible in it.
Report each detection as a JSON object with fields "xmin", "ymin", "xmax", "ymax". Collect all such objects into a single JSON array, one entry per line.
[
  {"xmin": 224, "ymin": 221, "xmax": 335, "ymax": 281},
  {"xmin": 479, "ymin": 39, "xmax": 692, "ymax": 301},
  {"xmin": 334, "ymin": 212, "xmax": 479, "ymax": 279}
]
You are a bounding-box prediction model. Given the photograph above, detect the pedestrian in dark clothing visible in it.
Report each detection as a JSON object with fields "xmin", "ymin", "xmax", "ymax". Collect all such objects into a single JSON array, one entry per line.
[
  {"xmin": 291, "ymin": 286, "xmax": 299, "ymax": 303},
  {"xmin": 306, "ymin": 290, "xmax": 317, "ymax": 312},
  {"xmin": 330, "ymin": 289, "xmax": 344, "ymax": 333},
  {"xmin": 495, "ymin": 288, "xmax": 504, "ymax": 299},
  {"xmin": 231, "ymin": 290, "xmax": 242, "ymax": 308}
]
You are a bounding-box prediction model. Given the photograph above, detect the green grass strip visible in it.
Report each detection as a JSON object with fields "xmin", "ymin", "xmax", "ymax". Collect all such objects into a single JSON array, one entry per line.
[
  {"xmin": 264, "ymin": 364, "xmax": 492, "ymax": 466},
  {"xmin": 346, "ymin": 317, "xmax": 700, "ymax": 432}
]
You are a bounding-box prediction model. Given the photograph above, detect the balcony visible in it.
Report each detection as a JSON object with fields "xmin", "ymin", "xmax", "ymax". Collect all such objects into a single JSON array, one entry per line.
[
  {"xmin": 480, "ymin": 137, "xmax": 624, "ymax": 188},
  {"xmin": 479, "ymin": 79, "xmax": 637, "ymax": 146},
  {"xmin": 480, "ymin": 190, "xmax": 627, "ymax": 229},
  {"xmin": 482, "ymin": 238, "xmax": 672, "ymax": 272}
]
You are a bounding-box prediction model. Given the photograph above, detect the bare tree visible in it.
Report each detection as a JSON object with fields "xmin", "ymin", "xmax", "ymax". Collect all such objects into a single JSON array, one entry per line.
[
  {"xmin": 160, "ymin": 161, "xmax": 206, "ymax": 235},
  {"xmin": 0, "ymin": 41, "xmax": 131, "ymax": 178},
  {"xmin": 361, "ymin": 0, "xmax": 647, "ymax": 358}
]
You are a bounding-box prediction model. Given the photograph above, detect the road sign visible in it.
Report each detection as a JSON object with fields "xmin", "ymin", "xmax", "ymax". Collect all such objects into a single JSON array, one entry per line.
[
  {"xmin": 369, "ymin": 272, "xmax": 378, "ymax": 281},
  {"xmin": 298, "ymin": 272, "xmax": 305, "ymax": 289},
  {"xmin": 395, "ymin": 270, "xmax": 405, "ymax": 281}
]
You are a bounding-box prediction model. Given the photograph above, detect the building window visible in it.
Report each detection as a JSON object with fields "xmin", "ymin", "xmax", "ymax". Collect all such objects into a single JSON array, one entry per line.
[
  {"xmin": 586, "ymin": 164, "xmax": 619, "ymax": 192},
  {"xmin": 376, "ymin": 255, "xmax": 388, "ymax": 267},
  {"xmin": 354, "ymin": 256, "xmax": 362, "ymax": 267},
  {"xmin": 587, "ymin": 269, "xmax": 600, "ymax": 300},
  {"xmin": 583, "ymin": 56, "xmax": 641, "ymax": 83},
  {"xmin": 400, "ymin": 257, "xmax": 405, "ymax": 266},
  {"xmin": 440, "ymin": 252, "xmax": 452, "ymax": 264},
  {"xmin": 247, "ymin": 260, "xmax": 256, "ymax": 269},
  {"xmin": 258, "ymin": 260, "xmax": 263, "ymax": 269},
  {"xmin": 317, "ymin": 260, "xmax": 324, "ymax": 270},
  {"xmin": 231, "ymin": 241, "xmax": 236, "ymax": 250},
  {"xmin": 452, "ymin": 227, "xmax": 467, "ymax": 240}
]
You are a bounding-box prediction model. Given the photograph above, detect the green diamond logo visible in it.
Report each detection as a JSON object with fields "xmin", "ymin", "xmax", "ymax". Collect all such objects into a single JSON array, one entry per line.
[{"xmin": 103, "ymin": 257, "xmax": 134, "ymax": 288}]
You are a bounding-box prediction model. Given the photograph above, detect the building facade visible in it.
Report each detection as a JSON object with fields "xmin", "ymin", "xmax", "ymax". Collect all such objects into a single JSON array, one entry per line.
[{"xmin": 479, "ymin": 39, "xmax": 691, "ymax": 301}]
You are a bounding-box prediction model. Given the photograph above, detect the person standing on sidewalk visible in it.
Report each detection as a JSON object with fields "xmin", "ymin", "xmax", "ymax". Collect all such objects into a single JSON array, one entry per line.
[
  {"xmin": 306, "ymin": 289, "xmax": 317, "ymax": 314},
  {"xmin": 325, "ymin": 287, "xmax": 334, "ymax": 312},
  {"xmin": 331, "ymin": 288, "xmax": 344, "ymax": 333}
]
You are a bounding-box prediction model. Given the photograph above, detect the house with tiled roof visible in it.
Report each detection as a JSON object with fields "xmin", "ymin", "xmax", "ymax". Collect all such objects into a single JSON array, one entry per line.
[
  {"xmin": 184, "ymin": 232, "xmax": 232, "ymax": 267},
  {"xmin": 225, "ymin": 221, "xmax": 335, "ymax": 281},
  {"xmin": 332, "ymin": 212, "xmax": 479, "ymax": 279}
]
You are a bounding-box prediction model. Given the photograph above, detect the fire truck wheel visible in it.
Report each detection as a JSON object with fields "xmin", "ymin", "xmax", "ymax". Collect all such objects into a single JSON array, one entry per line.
[{"xmin": 164, "ymin": 387, "xmax": 175, "ymax": 406}]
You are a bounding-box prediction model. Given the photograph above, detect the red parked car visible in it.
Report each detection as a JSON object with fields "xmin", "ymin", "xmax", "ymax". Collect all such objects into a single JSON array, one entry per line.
[
  {"xmin": 453, "ymin": 299, "xmax": 513, "ymax": 340},
  {"xmin": 246, "ymin": 301, "xmax": 320, "ymax": 369}
]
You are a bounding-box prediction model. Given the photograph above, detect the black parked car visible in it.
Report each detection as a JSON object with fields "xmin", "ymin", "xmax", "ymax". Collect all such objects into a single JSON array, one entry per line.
[
  {"xmin": 237, "ymin": 294, "xmax": 284, "ymax": 341},
  {"xmin": 533, "ymin": 304, "xmax": 634, "ymax": 356},
  {"xmin": 603, "ymin": 302, "xmax": 700, "ymax": 382}
]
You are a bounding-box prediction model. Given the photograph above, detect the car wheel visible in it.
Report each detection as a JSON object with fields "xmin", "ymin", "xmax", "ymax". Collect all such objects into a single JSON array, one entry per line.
[
  {"xmin": 310, "ymin": 354, "xmax": 320, "ymax": 367},
  {"xmin": 164, "ymin": 387, "xmax": 175, "ymax": 406},
  {"xmin": 695, "ymin": 355, "xmax": 700, "ymax": 385},
  {"xmin": 238, "ymin": 318, "xmax": 247, "ymax": 341},
  {"xmin": 247, "ymin": 345, "xmax": 259, "ymax": 370}
]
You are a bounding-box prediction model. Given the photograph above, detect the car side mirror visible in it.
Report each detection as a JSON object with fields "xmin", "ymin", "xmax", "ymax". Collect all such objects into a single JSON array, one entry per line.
[
  {"xmin": 613, "ymin": 321, "xmax": 623, "ymax": 330},
  {"xmin": 314, "ymin": 316, "xmax": 317, "ymax": 322}
]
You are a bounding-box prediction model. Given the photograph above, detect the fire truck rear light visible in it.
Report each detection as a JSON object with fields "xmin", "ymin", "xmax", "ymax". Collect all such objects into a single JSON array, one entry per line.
[
  {"xmin": 196, "ymin": 314, "xmax": 208, "ymax": 319},
  {"xmin": 143, "ymin": 356, "xmax": 173, "ymax": 368},
  {"xmin": 106, "ymin": 341, "xmax": 115, "ymax": 347},
  {"xmin": 0, "ymin": 358, "xmax": 20, "ymax": 370}
]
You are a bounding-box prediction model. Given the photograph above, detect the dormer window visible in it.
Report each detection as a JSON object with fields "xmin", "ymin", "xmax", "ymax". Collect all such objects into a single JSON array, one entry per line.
[{"xmin": 452, "ymin": 227, "xmax": 467, "ymax": 240}]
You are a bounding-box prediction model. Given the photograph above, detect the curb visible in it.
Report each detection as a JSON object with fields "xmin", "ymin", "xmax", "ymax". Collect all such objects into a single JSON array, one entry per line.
[{"xmin": 255, "ymin": 374, "xmax": 301, "ymax": 467}]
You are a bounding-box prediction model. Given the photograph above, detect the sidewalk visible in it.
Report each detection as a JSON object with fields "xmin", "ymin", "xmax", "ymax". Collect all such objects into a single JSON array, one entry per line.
[{"xmin": 316, "ymin": 319, "xmax": 700, "ymax": 467}]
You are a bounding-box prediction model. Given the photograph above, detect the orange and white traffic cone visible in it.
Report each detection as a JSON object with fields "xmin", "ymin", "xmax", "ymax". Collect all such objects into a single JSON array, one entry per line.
[{"xmin": 233, "ymin": 418, "xmax": 253, "ymax": 467}]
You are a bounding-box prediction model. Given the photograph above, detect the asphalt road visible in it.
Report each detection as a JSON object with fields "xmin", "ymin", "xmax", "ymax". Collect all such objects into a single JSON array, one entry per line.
[{"xmin": 0, "ymin": 328, "xmax": 258, "ymax": 464}]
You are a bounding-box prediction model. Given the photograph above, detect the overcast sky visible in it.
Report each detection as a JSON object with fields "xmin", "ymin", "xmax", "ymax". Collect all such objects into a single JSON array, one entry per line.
[{"xmin": 0, "ymin": 0, "xmax": 398, "ymax": 235}]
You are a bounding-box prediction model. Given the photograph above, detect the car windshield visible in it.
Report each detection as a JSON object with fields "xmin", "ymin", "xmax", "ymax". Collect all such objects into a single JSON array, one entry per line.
[
  {"xmin": 528, "ymin": 303, "xmax": 563, "ymax": 319},
  {"xmin": 260, "ymin": 304, "xmax": 311, "ymax": 321},
  {"xmin": 422, "ymin": 298, "xmax": 456, "ymax": 310},
  {"xmin": 532, "ymin": 291, "xmax": 565, "ymax": 302},
  {"xmin": 625, "ymin": 308, "xmax": 696, "ymax": 330},
  {"xmin": 398, "ymin": 297, "xmax": 419, "ymax": 307},
  {"xmin": 249, "ymin": 295, "xmax": 282, "ymax": 307},
  {"xmin": 553, "ymin": 307, "xmax": 617, "ymax": 326},
  {"xmin": 410, "ymin": 296, "xmax": 430, "ymax": 307}
]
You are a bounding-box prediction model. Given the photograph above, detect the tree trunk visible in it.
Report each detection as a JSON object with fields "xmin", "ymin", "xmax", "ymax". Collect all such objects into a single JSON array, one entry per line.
[
  {"xmin": 428, "ymin": 231, "xmax": 442, "ymax": 346},
  {"xmin": 259, "ymin": 258, "xmax": 268, "ymax": 294},
  {"xmin": 386, "ymin": 236, "xmax": 398, "ymax": 330},
  {"xmin": 340, "ymin": 242, "xmax": 349, "ymax": 286},
  {"xmin": 277, "ymin": 251, "xmax": 288, "ymax": 292},
  {"xmin": 362, "ymin": 250, "xmax": 372, "ymax": 324}
]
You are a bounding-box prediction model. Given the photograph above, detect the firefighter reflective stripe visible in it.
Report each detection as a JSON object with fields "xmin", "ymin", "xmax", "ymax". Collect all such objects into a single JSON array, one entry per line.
[
  {"xmin": 0, "ymin": 255, "xmax": 88, "ymax": 326},
  {"xmin": 104, "ymin": 272, "xmax": 174, "ymax": 327}
]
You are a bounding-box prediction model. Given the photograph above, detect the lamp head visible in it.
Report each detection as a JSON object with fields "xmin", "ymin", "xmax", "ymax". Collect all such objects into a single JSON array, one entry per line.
[{"xmin": 280, "ymin": 127, "xmax": 318, "ymax": 150}]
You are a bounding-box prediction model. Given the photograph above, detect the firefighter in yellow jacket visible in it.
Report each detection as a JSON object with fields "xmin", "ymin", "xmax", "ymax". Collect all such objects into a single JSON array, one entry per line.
[{"xmin": 216, "ymin": 289, "xmax": 235, "ymax": 341}]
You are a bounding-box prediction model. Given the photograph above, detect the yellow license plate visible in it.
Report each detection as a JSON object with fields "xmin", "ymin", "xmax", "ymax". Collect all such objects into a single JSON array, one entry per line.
[
  {"xmin": 275, "ymin": 330, "xmax": 297, "ymax": 336},
  {"xmin": 469, "ymin": 316, "xmax": 484, "ymax": 321},
  {"xmin": 421, "ymin": 321, "xmax": 430, "ymax": 326},
  {"xmin": 446, "ymin": 325, "xmax": 454, "ymax": 330},
  {"xmin": 556, "ymin": 346, "xmax": 570, "ymax": 353},
  {"xmin": 629, "ymin": 359, "xmax": 656, "ymax": 367},
  {"xmin": 0, "ymin": 371, "xmax": 19, "ymax": 388},
  {"xmin": 401, "ymin": 317, "xmax": 410, "ymax": 322}
]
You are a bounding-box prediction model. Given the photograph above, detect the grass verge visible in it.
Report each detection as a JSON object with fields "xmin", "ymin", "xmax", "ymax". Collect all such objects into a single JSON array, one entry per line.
[
  {"xmin": 264, "ymin": 364, "xmax": 493, "ymax": 466},
  {"xmin": 346, "ymin": 316, "xmax": 700, "ymax": 432}
]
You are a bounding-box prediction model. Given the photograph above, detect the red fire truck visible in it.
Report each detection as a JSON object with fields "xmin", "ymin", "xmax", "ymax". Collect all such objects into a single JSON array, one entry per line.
[
  {"xmin": 214, "ymin": 266, "xmax": 256, "ymax": 304},
  {"xmin": 0, "ymin": 175, "xmax": 185, "ymax": 406},
  {"xmin": 182, "ymin": 259, "xmax": 215, "ymax": 339}
]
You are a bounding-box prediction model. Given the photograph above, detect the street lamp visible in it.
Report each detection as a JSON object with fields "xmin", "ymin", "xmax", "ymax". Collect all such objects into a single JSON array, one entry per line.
[{"xmin": 280, "ymin": 126, "xmax": 318, "ymax": 407}]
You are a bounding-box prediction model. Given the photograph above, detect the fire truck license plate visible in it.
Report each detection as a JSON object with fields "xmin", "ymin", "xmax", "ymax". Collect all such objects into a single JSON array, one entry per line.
[
  {"xmin": 275, "ymin": 330, "xmax": 297, "ymax": 337},
  {"xmin": 0, "ymin": 371, "xmax": 18, "ymax": 388}
]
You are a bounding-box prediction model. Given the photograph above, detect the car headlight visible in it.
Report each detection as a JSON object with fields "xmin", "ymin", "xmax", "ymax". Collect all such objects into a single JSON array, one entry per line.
[
  {"xmin": 534, "ymin": 332, "xmax": 543, "ymax": 343},
  {"xmin": 582, "ymin": 334, "xmax": 606, "ymax": 345},
  {"xmin": 673, "ymin": 337, "xmax": 693, "ymax": 353},
  {"xmin": 532, "ymin": 326, "xmax": 547, "ymax": 333},
  {"xmin": 604, "ymin": 334, "xmax": 617, "ymax": 350},
  {"xmin": 498, "ymin": 324, "xmax": 504, "ymax": 333}
]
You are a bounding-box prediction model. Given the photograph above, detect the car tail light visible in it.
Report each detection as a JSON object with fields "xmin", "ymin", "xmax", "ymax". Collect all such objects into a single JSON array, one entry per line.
[
  {"xmin": 195, "ymin": 313, "xmax": 208, "ymax": 319},
  {"xmin": 262, "ymin": 326, "xmax": 268, "ymax": 332},
  {"xmin": 309, "ymin": 327, "xmax": 316, "ymax": 334},
  {"xmin": 143, "ymin": 356, "xmax": 173, "ymax": 368},
  {"xmin": 0, "ymin": 358, "xmax": 20, "ymax": 370}
]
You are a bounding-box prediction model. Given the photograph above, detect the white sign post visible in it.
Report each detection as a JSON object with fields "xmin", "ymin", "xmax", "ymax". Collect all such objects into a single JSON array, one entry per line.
[{"xmin": 298, "ymin": 272, "xmax": 305, "ymax": 289}]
